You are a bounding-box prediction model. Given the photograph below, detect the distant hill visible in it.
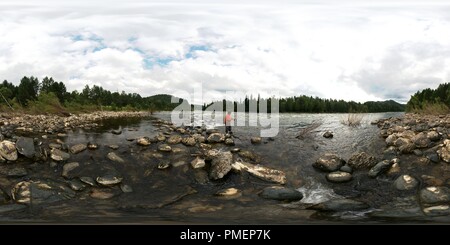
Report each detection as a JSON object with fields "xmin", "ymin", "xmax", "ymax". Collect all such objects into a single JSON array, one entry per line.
[
  {"xmin": 143, "ymin": 94, "xmax": 184, "ymax": 111},
  {"xmin": 364, "ymin": 100, "xmax": 406, "ymax": 113}
]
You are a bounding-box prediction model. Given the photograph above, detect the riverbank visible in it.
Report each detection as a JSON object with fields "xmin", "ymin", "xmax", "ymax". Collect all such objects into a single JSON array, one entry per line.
[{"xmin": 0, "ymin": 111, "xmax": 449, "ymax": 223}]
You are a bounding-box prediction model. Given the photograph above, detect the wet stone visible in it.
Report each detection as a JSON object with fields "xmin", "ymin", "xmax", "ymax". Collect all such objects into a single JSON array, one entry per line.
[
  {"xmin": 420, "ymin": 186, "xmax": 450, "ymax": 204},
  {"xmin": 326, "ymin": 171, "xmax": 352, "ymax": 183},
  {"xmin": 107, "ymin": 152, "xmax": 125, "ymax": 163},
  {"xmin": 62, "ymin": 162, "xmax": 80, "ymax": 179},
  {"xmin": 215, "ymin": 188, "xmax": 240, "ymax": 196},
  {"xmin": 0, "ymin": 140, "xmax": 18, "ymax": 161},
  {"xmin": 70, "ymin": 144, "xmax": 87, "ymax": 154},
  {"xmin": 158, "ymin": 144, "xmax": 172, "ymax": 152},
  {"xmin": 157, "ymin": 162, "xmax": 170, "ymax": 170},
  {"xmin": 313, "ymin": 153, "xmax": 345, "ymax": 172},
  {"xmin": 96, "ymin": 175, "xmax": 123, "ymax": 186},
  {"xmin": 136, "ymin": 137, "xmax": 151, "ymax": 146},
  {"xmin": 50, "ymin": 148, "xmax": 70, "ymax": 162},
  {"xmin": 191, "ymin": 157, "xmax": 205, "ymax": 169},
  {"xmin": 423, "ymin": 205, "xmax": 450, "ymax": 216},
  {"xmin": 323, "ymin": 131, "xmax": 333, "ymax": 139},
  {"xmin": 347, "ymin": 152, "xmax": 377, "ymax": 169},
  {"xmin": 120, "ymin": 184, "xmax": 133, "ymax": 193},
  {"xmin": 111, "ymin": 129, "xmax": 122, "ymax": 135},
  {"xmin": 108, "ymin": 145, "xmax": 119, "ymax": 150},
  {"xmin": 79, "ymin": 177, "xmax": 96, "ymax": 186},
  {"xmin": 90, "ymin": 189, "xmax": 117, "ymax": 199},
  {"xmin": 251, "ymin": 137, "xmax": 262, "ymax": 144},
  {"xmin": 394, "ymin": 175, "xmax": 418, "ymax": 191},
  {"xmin": 368, "ymin": 160, "xmax": 392, "ymax": 178},
  {"xmin": 87, "ymin": 142, "xmax": 99, "ymax": 150},
  {"xmin": 259, "ymin": 186, "xmax": 303, "ymax": 202},
  {"xmin": 15, "ymin": 137, "xmax": 35, "ymax": 158},
  {"xmin": 6, "ymin": 167, "xmax": 28, "ymax": 177},
  {"xmin": 68, "ymin": 179, "xmax": 86, "ymax": 191}
]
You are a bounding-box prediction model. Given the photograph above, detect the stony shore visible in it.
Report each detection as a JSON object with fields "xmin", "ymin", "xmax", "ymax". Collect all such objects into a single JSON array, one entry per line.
[{"xmin": 0, "ymin": 111, "xmax": 449, "ymax": 222}]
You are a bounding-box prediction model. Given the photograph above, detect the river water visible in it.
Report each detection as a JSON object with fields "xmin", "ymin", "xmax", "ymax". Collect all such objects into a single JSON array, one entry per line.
[{"xmin": 1, "ymin": 112, "xmax": 407, "ymax": 223}]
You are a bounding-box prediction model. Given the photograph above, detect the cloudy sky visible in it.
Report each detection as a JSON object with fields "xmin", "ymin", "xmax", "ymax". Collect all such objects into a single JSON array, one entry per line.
[{"xmin": 1, "ymin": 0, "xmax": 450, "ymax": 103}]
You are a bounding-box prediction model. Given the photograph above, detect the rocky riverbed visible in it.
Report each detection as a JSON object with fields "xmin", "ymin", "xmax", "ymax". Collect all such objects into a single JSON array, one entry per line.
[{"xmin": 0, "ymin": 111, "xmax": 449, "ymax": 223}]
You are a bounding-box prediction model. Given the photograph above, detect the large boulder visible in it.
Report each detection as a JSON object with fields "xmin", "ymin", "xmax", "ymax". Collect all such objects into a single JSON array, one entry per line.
[
  {"xmin": 413, "ymin": 132, "xmax": 431, "ymax": 148},
  {"xmin": 209, "ymin": 151, "xmax": 233, "ymax": 180},
  {"xmin": 0, "ymin": 140, "xmax": 18, "ymax": 161},
  {"xmin": 313, "ymin": 153, "xmax": 345, "ymax": 172},
  {"xmin": 15, "ymin": 137, "xmax": 35, "ymax": 158},
  {"xmin": 11, "ymin": 180, "xmax": 75, "ymax": 205},
  {"xmin": 347, "ymin": 152, "xmax": 377, "ymax": 169},
  {"xmin": 207, "ymin": 133, "xmax": 225, "ymax": 143}
]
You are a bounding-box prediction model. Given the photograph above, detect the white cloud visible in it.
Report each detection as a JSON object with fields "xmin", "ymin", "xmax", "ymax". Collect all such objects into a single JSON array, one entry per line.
[{"xmin": 1, "ymin": 0, "xmax": 450, "ymax": 104}]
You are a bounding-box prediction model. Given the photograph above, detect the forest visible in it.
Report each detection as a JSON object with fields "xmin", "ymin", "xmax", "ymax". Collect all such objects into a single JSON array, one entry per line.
[
  {"xmin": 406, "ymin": 83, "xmax": 450, "ymax": 114},
  {"xmin": 0, "ymin": 76, "xmax": 405, "ymax": 114}
]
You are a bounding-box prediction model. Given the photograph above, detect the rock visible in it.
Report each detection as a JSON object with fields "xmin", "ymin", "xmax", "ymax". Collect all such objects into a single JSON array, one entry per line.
[
  {"xmin": 385, "ymin": 134, "xmax": 397, "ymax": 146},
  {"xmin": 437, "ymin": 139, "xmax": 450, "ymax": 163},
  {"xmin": 215, "ymin": 188, "xmax": 240, "ymax": 196},
  {"xmin": 209, "ymin": 151, "xmax": 233, "ymax": 180},
  {"xmin": 107, "ymin": 152, "xmax": 125, "ymax": 163},
  {"xmin": 15, "ymin": 137, "xmax": 35, "ymax": 158},
  {"xmin": 231, "ymin": 148, "xmax": 240, "ymax": 153},
  {"xmin": 11, "ymin": 180, "xmax": 75, "ymax": 205},
  {"xmin": 90, "ymin": 189, "xmax": 116, "ymax": 199},
  {"xmin": 423, "ymin": 205, "xmax": 450, "ymax": 216},
  {"xmin": 50, "ymin": 148, "xmax": 70, "ymax": 161},
  {"xmin": 232, "ymin": 161, "xmax": 287, "ymax": 184},
  {"xmin": 57, "ymin": 133, "xmax": 67, "ymax": 137},
  {"xmin": 422, "ymin": 175, "xmax": 444, "ymax": 186},
  {"xmin": 251, "ymin": 137, "xmax": 262, "ymax": 144},
  {"xmin": 394, "ymin": 175, "xmax": 418, "ymax": 191},
  {"xmin": 259, "ymin": 186, "xmax": 303, "ymax": 201},
  {"xmin": 126, "ymin": 137, "xmax": 135, "ymax": 141},
  {"xmin": 394, "ymin": 137, "xmax": 410, "ymax": 147},
  {"xmin": 238, "ymin": 150, "xmax": 260, "ymax": 163},
  {"xmin": 347, "ymin": 152, "xmax": 377, "ymax": 169},
  {"xmin": 70, "ymin": 143, "xmax": 87, "ymax": 154},
  {"xmin": 157, "ymin": 162, "xmax": 170, "ymax": 169},
  {"xmin": 87, "ymin": 142, "xmax": 98, "ymax": 150},
  {"xmin": 424, "ymin": 150, "xmax": 439, "ymax": 163},
  {"xmin": 111, "ymin": 129, "xmax": 122, "ymax": 135},
  {"xmin": 0, "ymin": 140, "xmax": 18, "ymax": 161},
  {"xmin": 225, "ymin": 138, "xmax": 235, "ymax": 146},
  {"xmin": 413, "ymin": 149, "xmax": 423, "ymax": 156},
  {"xmin": 49, "ymin": 143, "xmax": 62, "ymax": 149},
  {"xmin": 156, "ymin": 135, "xmax": 166, "ymax": 142},
  {"xmin": 340, "ymin": 165, "xmax": 353, "ymax": 173},
  {"xmin": 96, "ymin": 175, "xmax": 123, "ymax": 186},
  {"xmin": 309, "ymin": 199, "xmax": 369, "ymax": 211},
  {"xmin": 323, "ymin": 131, "xmax": 333, "ymax": 139},
  {"xmin": 313, "ymin": 153, "xmax": 345, "ymax": 172},
  {"xmin": 80, "ymin": 177, "xmax": 96, "ymax": 186},
  {"xmin": 108, "ymin": 144, "xmax": 119, "ymax": 150},
  {"xmin": 62, "ymin": 162, "xmax": 79, "ymax": 179},
  {"xmin": 427, "ymin": 131, "xmax": 440, "ymax": 141},
  {"xmin": 120, "ymin": 184, "xmax": 133, "ymax": 193},
  {"xmin": 413, "ymin": 132, "xmax": 431, "ymax": 148},
  {"xmin": 181, "ymin": 137, "xmax": 196, "ymax": 146},
  {"xmin": 326, "ymin": 171, "xmax": 352, "ymax": 183},
  {"xmin": 399, "ymin": 143, "xmax": 415, "ymax": 154},
  {"xmin": 419, "ymin": 186, "xmax": 450, "ymax": 204},
  {"xmin": 207, "ymin": 133, "xmax": 225, "ymax": 143},
  {"xmin": 191, "ymin": 157, "xmax": 205, "ymax": 169},
  {"xmin": 158, "ymin": 144, "xmax": 172, "ymax": 152},
  {"xmin": 4, "ymin": 167, "xmax": 28, "ymax": 177},
  {"xmin": 68, "ymin": 179, "xmax": 86, "ymax": 191},
  {"xmin": 167, "ymin": 135, "xmax": 182, "ymax": 144},
  {"xmin": 136, "ymin": 137, "xmax": 151, "ymax": 146},
  {"xmin": 368, "ymin": 160, "xmax": 393, "ymax": 178}
]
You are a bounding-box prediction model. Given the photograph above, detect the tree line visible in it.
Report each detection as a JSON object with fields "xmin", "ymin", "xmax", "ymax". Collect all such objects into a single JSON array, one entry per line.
[
  {"xmin": 406, "ymin": 83, "xmax": 450, "ymax": 114},
  {"xmin": 204, "ymin": 95, "xmax": 405, "ymax": 113},
  {"xmin": 0, "ymin": 76, "xmax": 181, "ymax": 112},
  {"xmin": 0, "ymin": 76, "xmax": 406, "ymax": 114}
]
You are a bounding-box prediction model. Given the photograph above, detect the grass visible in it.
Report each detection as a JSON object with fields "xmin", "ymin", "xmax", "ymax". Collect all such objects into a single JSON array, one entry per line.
[
  {"xmin": 410, "ymin": 103, "xmax": 450, "ymax": 115},
  {"xmin": 296, "ymin": 120, "xmax": 322, "ymax": 139},
  {"xmin": 341, "ymin": 113, "xmax": 365, "ymax": 127}
]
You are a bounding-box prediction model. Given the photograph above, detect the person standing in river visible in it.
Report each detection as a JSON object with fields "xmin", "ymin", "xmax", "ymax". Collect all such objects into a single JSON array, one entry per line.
[{"xmin": 224, "ymin": 111, "xmax": 233, "ymax": 134}]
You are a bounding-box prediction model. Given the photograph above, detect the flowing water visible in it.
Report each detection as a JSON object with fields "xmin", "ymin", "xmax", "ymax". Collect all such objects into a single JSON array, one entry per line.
[{"xmin": 1, "ymin": 112, "xmax": 407, "ymax": 223}]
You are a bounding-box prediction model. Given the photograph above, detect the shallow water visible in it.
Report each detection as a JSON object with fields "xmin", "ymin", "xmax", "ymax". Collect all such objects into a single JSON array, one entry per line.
[{"xmin": 1, "ymin": 112, "xmax": 414, "ymax": 223}]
